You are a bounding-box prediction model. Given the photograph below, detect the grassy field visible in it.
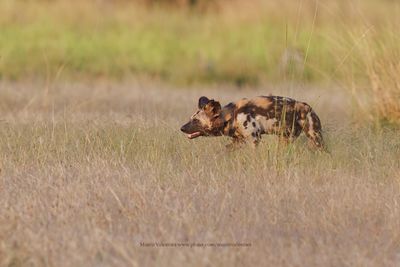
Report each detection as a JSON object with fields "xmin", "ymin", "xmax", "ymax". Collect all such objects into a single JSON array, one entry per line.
[
  {"xmin": 1, "ymin": 81, "xmax": 399, "ymax": 266},
  {"xmin": 0, "ymin": 0, "xmax": 399, "ymax": 85},
  {"xmin": 1, "ymin": 0, "xmax": 400, "ymax": 266}
]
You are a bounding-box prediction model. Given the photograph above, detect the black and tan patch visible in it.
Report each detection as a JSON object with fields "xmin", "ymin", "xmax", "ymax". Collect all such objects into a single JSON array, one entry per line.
[{"xmin": 181, "ymin": 95, "xmax": 324, "ymax": 149}]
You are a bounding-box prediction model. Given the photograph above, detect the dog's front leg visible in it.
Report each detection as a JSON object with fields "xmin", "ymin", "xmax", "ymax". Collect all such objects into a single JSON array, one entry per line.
[
  {"xmin": 247, "ymin": 133, "xmax": 261, "ymax": 148},
  {"xmin": 226, "ymin": 136, "xmax": 245, "ymax": 151}
]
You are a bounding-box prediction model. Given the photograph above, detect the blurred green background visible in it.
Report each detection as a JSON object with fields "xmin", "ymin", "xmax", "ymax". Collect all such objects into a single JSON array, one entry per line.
[{"xmin": 0, "ymin": 0, "xmax": 398, "ymax": 85}]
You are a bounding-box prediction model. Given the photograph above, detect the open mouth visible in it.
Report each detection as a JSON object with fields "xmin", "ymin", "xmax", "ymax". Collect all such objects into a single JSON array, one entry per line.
[{"xmin": 187, "ymin": 132, "xmax": 202, "ymax": 139}]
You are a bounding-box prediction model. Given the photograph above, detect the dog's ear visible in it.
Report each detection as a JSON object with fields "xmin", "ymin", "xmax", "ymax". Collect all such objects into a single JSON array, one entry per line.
[
  {"xmin": 198, "ymin": 96, "xmax": 210, "ymax": 109},
  {"xmin": 205, "ymin": 100, "xmax": 221, "ymax": 117}
]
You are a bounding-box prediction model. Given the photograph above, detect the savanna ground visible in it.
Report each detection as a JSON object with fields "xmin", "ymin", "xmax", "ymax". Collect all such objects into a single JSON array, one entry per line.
[
  {"xmin": 1, "ymin": 0, "xmax": 400, "ymax": 266},
  {"xmin": 1, "ymin": 81, "xmax": 399, "ymax": 266}
]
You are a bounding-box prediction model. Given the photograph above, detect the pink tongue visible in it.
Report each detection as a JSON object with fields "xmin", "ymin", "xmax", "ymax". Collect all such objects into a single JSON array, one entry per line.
[{"xmin": 188, "ymin": 132, "xmax": 201, "ymax": 139}]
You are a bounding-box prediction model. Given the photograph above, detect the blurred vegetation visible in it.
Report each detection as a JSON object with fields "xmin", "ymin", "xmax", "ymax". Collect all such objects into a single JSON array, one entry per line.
[
  {"xmin": 345, "ymin": 26, "xmax": 400, "ymax": 125},
  {"xmin": 0, "ymin": 0, "xmax": 399, "ymax": 86}
]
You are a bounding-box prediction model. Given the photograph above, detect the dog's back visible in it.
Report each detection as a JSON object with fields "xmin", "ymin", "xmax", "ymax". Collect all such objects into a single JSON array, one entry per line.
[{"xmin": 231, "ymin": 96, "xmax": 324, "ymax": 148}]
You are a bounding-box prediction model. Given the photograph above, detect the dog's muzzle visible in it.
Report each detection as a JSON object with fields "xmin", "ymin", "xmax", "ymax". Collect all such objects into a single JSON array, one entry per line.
[{"xmin": 181, "ymin": 123, "xmax": 202, "ymax": 139}]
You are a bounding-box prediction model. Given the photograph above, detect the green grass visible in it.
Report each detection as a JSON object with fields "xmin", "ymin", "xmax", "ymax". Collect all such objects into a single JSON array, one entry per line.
[
  {"xmin": 2, "ymin": 0, "xmax": 400, "ymax": 86},
  {"xmin": 0, "ymin": 0, "xmax": 375, "ymax": 84}
]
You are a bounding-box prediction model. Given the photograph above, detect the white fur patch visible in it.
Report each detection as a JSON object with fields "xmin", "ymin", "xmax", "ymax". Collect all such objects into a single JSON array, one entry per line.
[
  {"xmin": 236, "ymin": 113, "xmax": 259, "ymax": 137},
  {"xmin": 256, "ymin": 116, "xmax": 277, "ymax": 133}
]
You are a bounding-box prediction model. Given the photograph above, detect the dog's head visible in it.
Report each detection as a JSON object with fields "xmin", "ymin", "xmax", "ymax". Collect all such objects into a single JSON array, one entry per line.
[{"xmin": 181, "ymin": 96, "xmax": 222, "ymax": 139}]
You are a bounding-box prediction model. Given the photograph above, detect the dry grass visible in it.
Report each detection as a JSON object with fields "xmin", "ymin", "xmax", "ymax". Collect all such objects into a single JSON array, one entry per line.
[
  {"xmin": 0, "ymin": 81, "xmax": 399, "ymax": 266},
  {"xmin": 344, "ymin": 25, "xmax": 400, "ymax": 125}
]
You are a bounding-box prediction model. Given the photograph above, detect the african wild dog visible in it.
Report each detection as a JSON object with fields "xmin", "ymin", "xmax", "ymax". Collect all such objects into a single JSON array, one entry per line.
[{"xmin": 180, "ymin": 96, "xmax": 324, "ymax": 149}]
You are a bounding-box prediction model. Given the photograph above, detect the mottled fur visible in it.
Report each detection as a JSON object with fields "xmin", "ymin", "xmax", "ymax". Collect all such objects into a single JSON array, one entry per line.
[{"xmin": 181, "ymin": 96, "xmax": 324, "ymax": 149}]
